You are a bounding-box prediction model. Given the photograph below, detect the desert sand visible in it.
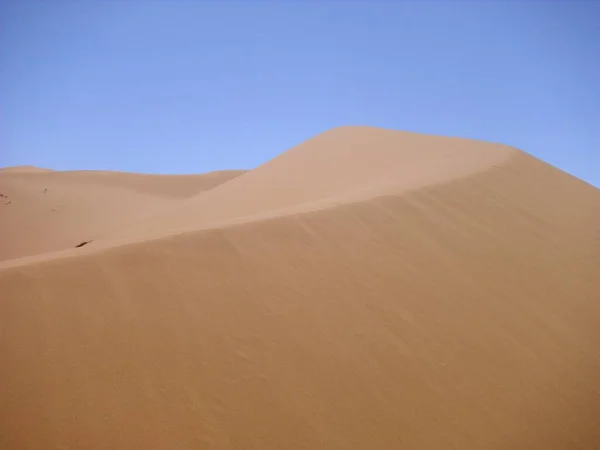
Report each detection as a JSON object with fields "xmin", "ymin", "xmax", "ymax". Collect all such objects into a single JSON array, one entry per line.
[
  {"xmin": 1, "ymin": 126, "xmax": 599, "ymax": 449},
  {"xmin": 0, "ymin": 168, "xmax": 245, "ymax": 261}
]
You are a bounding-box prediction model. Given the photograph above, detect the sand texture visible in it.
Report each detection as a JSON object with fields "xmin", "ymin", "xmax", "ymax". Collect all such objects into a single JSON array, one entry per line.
[{"xmin": 1, "ymin": 127, "xmax": 599, "ymax": 449}]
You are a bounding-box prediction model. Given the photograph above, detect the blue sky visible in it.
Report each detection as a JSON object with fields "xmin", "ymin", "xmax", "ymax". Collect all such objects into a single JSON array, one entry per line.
[{"xmin": 1, "ymin": 1, "xmax": 598, "ymax": 186}]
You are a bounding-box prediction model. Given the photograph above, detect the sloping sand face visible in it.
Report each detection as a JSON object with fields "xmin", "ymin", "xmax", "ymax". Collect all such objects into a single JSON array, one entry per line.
[
  {"xmin": 1, "ymin": 128, "xmax": 599, "ymax": 449},
  {"xmin": 0, "ymin": 170, "xmax": 245, "ymax": 261},
  {"xmin": 99, "ymin": 127, "xmax": 516, "ymax": 243}
]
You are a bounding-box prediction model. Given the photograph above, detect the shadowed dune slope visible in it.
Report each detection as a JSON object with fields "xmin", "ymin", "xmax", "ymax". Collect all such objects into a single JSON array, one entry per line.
[
  {"xmin": 0, "ymin": 169, "xmax": 245, "ymax": 261},
  {"xmin": 1, "ymin": 128, "xmax": 600, "ymax": 449}
]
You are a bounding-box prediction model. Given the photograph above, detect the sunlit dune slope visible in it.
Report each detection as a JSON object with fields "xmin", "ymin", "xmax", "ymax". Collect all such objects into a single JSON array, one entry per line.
[
  {"xmin": 1, "ymin": 127, "xmax": 599, "ymax": 449},
  {"xmin": 0, "ymin": 169, "xmax": 245, "ymax": 261},
  {"xmin": 102, "ymin": 126, "xmax": 515, "ymax": 243}
]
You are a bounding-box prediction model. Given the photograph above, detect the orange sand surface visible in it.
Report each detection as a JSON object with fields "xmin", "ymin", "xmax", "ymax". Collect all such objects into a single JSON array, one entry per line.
[{"xmin": 1, "ymin": 127, "xmax": 599, "ymax": 449}]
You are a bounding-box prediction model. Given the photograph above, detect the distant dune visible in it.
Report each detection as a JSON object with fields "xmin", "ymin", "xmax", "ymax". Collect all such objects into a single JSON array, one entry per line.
[
  {"xmin": 0, "ymin": 169, "xmax": 245, "ymax": 261},
  {"xmin": 1, "ymin": 127, "xmax": 599, "ymax": 449},
  {"xmin": 0, "ymin": 165, "xmax": 54, "ymax": 173}
]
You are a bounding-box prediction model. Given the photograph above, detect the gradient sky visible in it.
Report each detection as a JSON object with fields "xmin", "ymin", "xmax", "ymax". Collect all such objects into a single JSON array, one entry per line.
[{"xmin": 2, "ymin": 1, "xmax": 599, "ymax": 186}]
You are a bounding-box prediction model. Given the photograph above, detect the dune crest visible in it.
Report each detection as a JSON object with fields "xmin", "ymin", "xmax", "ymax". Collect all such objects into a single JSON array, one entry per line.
[
  {"xmin": 99, "ymin": 127, "xmax": 517, "ymax": 244},
  {"xmin": 1, "ymin": 127, "xmax": 599, "ymax": 449}
]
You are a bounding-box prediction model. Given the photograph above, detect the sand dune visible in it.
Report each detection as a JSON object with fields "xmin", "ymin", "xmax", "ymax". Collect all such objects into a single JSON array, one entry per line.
[
  {"xmin": 0, "ymin": 165, "xmax": 54, "ymax": 174},
  {"xmin": 0, "ymin": 169, "xmax": 245, "ymax": 261},
  {"xmin": 1, "ymin": 127, "xmax": 599, "ymax": 449},
  {"xmin": 98, "ymin": 127, "xmax": 516, "ymax": 244}
]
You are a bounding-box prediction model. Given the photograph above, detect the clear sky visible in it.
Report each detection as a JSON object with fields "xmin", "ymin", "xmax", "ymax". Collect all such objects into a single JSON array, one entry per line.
[{"xmin": 2, "ymin": 1, "xmax": 599, "ymax": 186}]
